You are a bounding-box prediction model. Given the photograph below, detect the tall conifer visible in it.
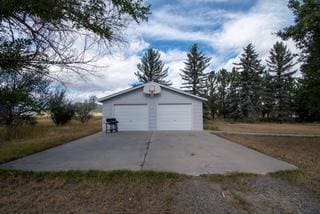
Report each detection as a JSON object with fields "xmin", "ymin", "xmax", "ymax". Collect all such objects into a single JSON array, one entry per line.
[
  {"xmin": 135, "ymin": 48, "xmax": 171, "ymax": 85},
  {"xmin": 180, "ymin": 44, "xmax": 211, "ymax": 96}
]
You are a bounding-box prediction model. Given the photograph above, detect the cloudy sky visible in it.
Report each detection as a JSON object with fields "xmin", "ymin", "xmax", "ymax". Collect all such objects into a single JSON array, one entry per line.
[{"xmin": 66, "ymin": 0, "xmax": 297, "ymax": 101}]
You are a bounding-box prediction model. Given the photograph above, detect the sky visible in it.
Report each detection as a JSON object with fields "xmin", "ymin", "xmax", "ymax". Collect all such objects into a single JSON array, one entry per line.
[{"xmin": 65, "ymin": 0, "xmax": 297, "ymax": 102}]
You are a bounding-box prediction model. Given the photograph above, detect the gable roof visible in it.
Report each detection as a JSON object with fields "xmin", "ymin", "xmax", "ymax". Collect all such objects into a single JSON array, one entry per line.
[{"xmin": 98, "ymin": 82, "xmax": 207, "ymax": 102}]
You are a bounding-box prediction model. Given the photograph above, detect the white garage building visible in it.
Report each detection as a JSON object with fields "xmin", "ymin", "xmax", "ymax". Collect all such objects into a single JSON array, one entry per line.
[{"xmin": 98, "ymin": 82, "xmax": 207, "ymax": 131}]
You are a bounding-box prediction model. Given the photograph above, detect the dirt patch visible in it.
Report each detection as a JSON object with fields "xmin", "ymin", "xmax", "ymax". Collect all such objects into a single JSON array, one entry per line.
[
  {"xmin": 0, "ymin": 170, "xmax": 319, "ymax": 213},
  {"xmin": 170, "ymin": 179, "xmax": 239, "ymax": 213}
]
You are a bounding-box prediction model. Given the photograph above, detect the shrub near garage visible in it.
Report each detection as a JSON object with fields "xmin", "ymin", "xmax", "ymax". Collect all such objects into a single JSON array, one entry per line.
[{"xmin": 49, "ymin": 90, "xmax": 74, "ymax": 126}]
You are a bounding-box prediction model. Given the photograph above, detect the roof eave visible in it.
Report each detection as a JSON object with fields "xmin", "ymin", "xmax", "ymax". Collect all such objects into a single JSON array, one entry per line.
[
  {"xmin": 97, "ymin": 85, "xmax": 144, "ymax": 102},
  {"xmin": 97, "ymin": 83, "xmax": 208, "ymax": 102}
]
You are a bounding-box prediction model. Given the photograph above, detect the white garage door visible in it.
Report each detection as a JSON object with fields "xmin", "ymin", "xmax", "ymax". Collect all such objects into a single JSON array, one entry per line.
[
  {"xmin": 114, "ymin": 104, "xmax": 148, "ymax": 131},
  {"xmin": 157, "ymin": 104, "xmax": 192, "ymax": 130}
]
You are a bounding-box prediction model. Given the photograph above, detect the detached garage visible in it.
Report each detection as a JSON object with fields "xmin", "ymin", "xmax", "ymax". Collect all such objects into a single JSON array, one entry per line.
[{"xmin": 98, "ymin": 82, "xmax": 207, "ymax": 131}]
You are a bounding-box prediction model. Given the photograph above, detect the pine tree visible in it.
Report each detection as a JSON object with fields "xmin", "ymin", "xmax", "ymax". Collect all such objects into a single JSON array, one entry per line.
[
  {"xmin": 216, "ymin": 68, "xmax": 230, "ymax": 118},
  {"xmin": 278, "ymin": 0, "xmax": 320, "ymax": 121},
  {"xmin": 233, "ymin": 44, "xmax": 264, "ymax": 121},
  {"xmin": 180, "ymin": 44, "xmax": 211, "ymax": 96},
  {"xmin": 226, "ymin": 67, "xmax": 242, "ymax": 120},
  {"xmin": 287, "ymin": 77, "xmax": 300, "ymax": 119},
  {"xmin": 267, "ymin": 41, "xmax": 297, "ymax": 122},
  {"xmin": 135, "ymin": 48, "xmax": 171, "ymax": 85},
  {"xmin": 260, "ymin": 70, "xmax": 274, "ymax": 119}
]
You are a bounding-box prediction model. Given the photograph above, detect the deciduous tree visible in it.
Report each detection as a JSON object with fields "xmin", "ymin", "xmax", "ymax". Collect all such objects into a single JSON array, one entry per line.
[
  {"xmin": 0, "ymin": 39, "xmax": 51, "ymax": 138},
  {"xmin": 0, "ymin": 0, "xmax": 150, "ymax": 73},
  {"xmin": 74, "ymin": 96, "xmax": 97, "ymax": 124}
]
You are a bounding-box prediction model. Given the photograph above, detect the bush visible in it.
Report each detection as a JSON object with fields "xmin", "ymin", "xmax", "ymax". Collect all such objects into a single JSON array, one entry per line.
[
  {"xmin": 74, "ymin": 96, "xmax": 96, "ymax": 124},
  {"xmin": 49, "ymin": 90, "xmax": 74, "ymax": 126}
]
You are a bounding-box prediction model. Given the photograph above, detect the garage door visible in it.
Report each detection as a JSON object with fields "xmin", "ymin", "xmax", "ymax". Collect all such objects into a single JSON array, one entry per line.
[
  {"xmin": 114, "ymin": 104, "xmax": 148, "ymax": 131},
  {"xmin": 157, "ymin": 104, "xmax": 192, "ymax": 130}
]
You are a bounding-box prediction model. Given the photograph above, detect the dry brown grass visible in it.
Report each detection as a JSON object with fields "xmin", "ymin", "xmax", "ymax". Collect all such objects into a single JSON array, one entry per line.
[
  {"xmin": 1, "ymin": 170, "xmax": 319, "ymax": 213},
  {"xmin": 0, "ymin": 117, "xmax": 102, "ymax": 163},
  {"xmin": 217, "ymin": 133, "xmax": 320, "ymax": 197},
  {"xmin": 205, "ymin": 119, "xmax": 320, "ymax": 135},
  {"xmin": 0, "ymin": 170, "xmax": 182, "ymax": 213}
]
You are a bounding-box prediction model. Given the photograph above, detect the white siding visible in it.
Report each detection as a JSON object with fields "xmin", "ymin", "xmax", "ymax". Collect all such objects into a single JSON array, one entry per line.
[{"xmin": 101, "ymin": 87, "xmax": 204, "ymax": 131}]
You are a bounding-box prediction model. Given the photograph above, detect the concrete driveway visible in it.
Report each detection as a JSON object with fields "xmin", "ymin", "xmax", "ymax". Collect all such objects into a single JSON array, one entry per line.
[{"xmin": 0, "ymin": 131, "xmax": 297, "ymax": 175}]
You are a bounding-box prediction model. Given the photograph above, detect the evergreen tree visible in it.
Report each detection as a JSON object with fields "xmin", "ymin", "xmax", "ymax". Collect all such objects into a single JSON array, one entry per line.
[
  {"xmin": 287, "ymin": 77, "xmax": 300, "ymax": 119},
  {"xmin": 293, "ymin": 78, "xmax": 309, "ymax": 121},
  {"xmin": 216, "ymin": 68, "xmax": 230, "ymax": 118},
  {"xmin": 226, "ymin": 68, "xmax": 242, "ymax": 120},
  {"xmin": 278, "ymin": 0, "xmax": 320, "ymax": 121},
  {"xmin": 267, "ymin": 41, "xmax": 297, "ymax": 122},
  {"xmin": 135, "ymin": 48, "xmax": 171, "ymax": 85},
  {"xmin": 180, "ymin": 44, "xmax": 211, "ymax": 96},
  {"xmin": 260, "ymin": 70, "xmax": 274, "ymax": 119},
  {"xmin": 206, "ymin": 71, "xmax": 218, "ymax": 119},
  {"xmin": 233, "ymin": 44, "xmax": 264, "ymax": 121}
]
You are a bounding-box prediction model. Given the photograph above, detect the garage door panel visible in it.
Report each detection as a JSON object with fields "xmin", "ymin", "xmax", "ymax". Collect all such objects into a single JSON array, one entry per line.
[
  {"xmin": 114, "ymin": 105, "xmax": 148, "ymax": 131},
  {"xmin": 157, "ymin": 104, "xmax": 192, "ymax": 130}
]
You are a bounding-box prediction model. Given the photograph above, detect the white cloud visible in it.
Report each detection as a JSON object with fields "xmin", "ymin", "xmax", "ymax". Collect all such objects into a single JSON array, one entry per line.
[
  {"xmin": 59, "ymin": 0, "xmax": 299, "ymax": 101},
  {"xmin": 160, "ymin": 49, "xmax": 188, "ymax": 88},
  {"xmin": 61, "ymin": 39, "xmax": 189, "ymax": 101},
  {"xmin": 211, "ymin": 0, "xmax": 299, "ymax": 69}
]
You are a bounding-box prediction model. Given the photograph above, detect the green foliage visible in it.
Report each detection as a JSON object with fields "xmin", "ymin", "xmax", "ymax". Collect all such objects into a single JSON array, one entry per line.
[
  {"xmin": 135, "ymin": 48, "xmax": 172, "ymax": 85},
  {"xmin": 269, "ymin": 170, "xmax": 301, "ymax": 184},
  {"xmin": 267, "ymin": 41, "xmax": 297, "ymax": 122},
  {"xmin": 0, "ymin": 0, "xmax": 150, "ymax": 41},
  {"xmin": 206, "ymin": 69, "xmax": 232, "ymax": 119},
  {"xmin": 0, "ymin": 39, "xmax": 51, "ymax": 137},
  {"xmin": 0, "ymin": 0, "xmax": 150, "ymax": 68},
  {"xmin": 74, "ymin": 96, "xmax": 97, "ymax": 124},
  {"xmin": 260, "ymin": 70, "xmax": 274, "ymax": 119},
  {"xmin": 0, "ymin": 169, "xmax": 183, "ymax": 184},
  {"xmin": 278, "ymin": 0, "xmax": 320, "ymax": 121},
  {"xmin": 216, "ymin": 68, "xmax": 231, "ymax": 118},
  {"xmin": 226, "ymin": 68, "xmax": 242, "ymax": 120},
  {"xmin": 206, "ymin": 71, "xmax": 218, "ymax": 119},
  {"xmin": 181, "ymin": 44, "xmax": 211, "ymax": 96},
  {"xmin": 49, "ymin": 90, "xmax": 75, "ymax": 126},
  {"xmin": 233, "ymin": 44, "xmax": 264, "ymax": 121}
]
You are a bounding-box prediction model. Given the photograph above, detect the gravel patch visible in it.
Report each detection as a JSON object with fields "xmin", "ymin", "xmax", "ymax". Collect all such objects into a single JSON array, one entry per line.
[{"xmin": 170, "ymin": 179, "xmax": 240, "ymax": 214}]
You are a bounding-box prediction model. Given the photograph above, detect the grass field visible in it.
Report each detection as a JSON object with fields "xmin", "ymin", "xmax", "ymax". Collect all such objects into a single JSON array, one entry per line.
[
  {"xmin": 205, "ymin": 119, "xmax": 320, "ymax": 135},
  {"xmin": 0, "ymin": 119, "xmax": 319, "ymax": 212},
  {"xmin": 1, "ymin": 169, "xmax": 319, "ymax": 213},
  {"xmin": 215, "ymin": 131, "xmax": 320, "ymax": 197},
  {"xmin": 205, "ymin": 119, "xmax": 320, "ymax": 197},
  {"xmin": 0, "ymin": 117, "xmax": 101, "ymax": 163}
]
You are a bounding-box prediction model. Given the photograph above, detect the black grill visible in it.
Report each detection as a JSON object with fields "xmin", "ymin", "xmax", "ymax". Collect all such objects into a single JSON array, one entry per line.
[{"xmin": 105, "ymin": 118, "xmax": 119, "ymax": 133}]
